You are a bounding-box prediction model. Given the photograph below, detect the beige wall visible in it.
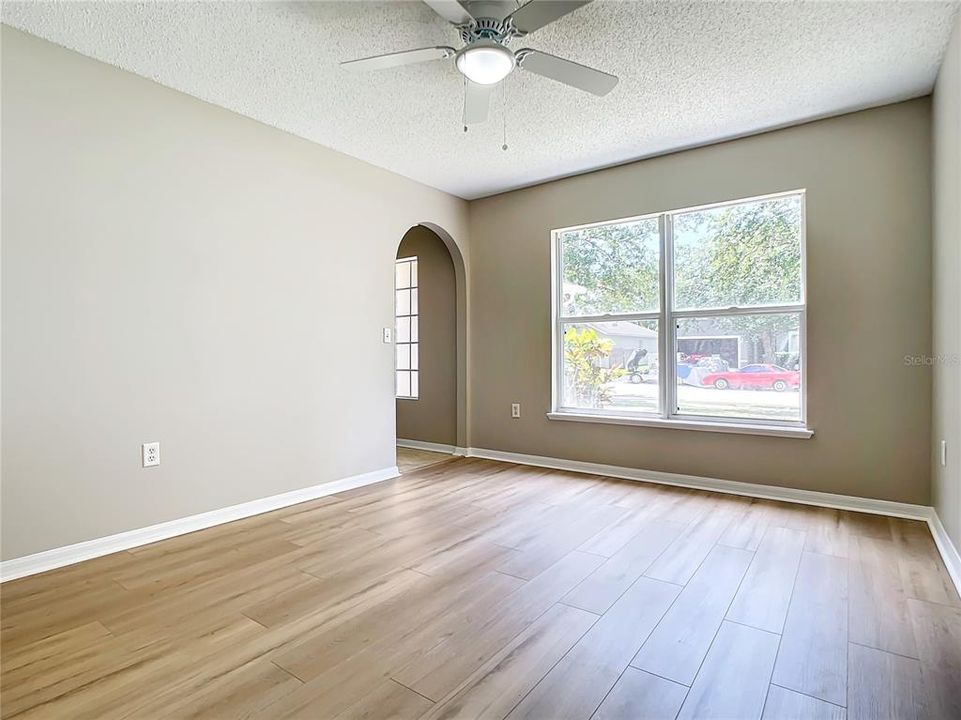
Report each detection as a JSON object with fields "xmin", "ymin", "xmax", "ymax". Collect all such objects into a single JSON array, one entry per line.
[
  {"xmin": 933, "ymin": 15, "xmax": 961, "ymax": 548},
  {"xmin": 0, "ymin": 27, "xmax": 469, "ymax": 560},
  {"xmin": 0, "ymin": 25, "xmax": 947, "ymax": 563},
  {"xmin": 396, "ymin": 226, "xmax": 457, "ymax": 446},
  {"xmin": 469, "ymin": 100, "xmax": 933, "ymax": 505}
]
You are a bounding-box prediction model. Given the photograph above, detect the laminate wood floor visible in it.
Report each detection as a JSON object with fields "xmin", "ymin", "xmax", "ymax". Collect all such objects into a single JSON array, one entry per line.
[
  {"xmin": 396, "ymin": 447, "xmax": 454, "ymax": 474},
  {"xmin": 2, "ymin": 458, "xmax": 959, "ymax": 720}
]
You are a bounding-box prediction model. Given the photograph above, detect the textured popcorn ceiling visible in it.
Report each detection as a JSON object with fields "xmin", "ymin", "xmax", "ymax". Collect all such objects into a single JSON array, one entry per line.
[{"xmin": 3, "ymin": 1, "xmax": 959, "ymax": 199}]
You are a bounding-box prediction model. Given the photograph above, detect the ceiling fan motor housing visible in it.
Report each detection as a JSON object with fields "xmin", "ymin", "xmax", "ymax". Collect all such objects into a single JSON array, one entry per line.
[{"xmin": 459, "ymin": 17, "xmax": 515, "ymax": 46}]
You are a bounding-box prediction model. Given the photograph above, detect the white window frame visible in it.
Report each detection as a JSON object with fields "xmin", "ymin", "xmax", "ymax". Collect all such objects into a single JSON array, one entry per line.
[
  {"xmin": 395, "ymin": 256, "xmax": 419, "ymax": 400},
  {"xmin": 549, "ymin": 190, "xmax": 811, "ymax": 439}
]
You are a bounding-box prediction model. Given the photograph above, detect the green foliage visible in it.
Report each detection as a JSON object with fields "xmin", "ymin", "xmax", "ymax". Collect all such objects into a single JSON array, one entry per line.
[
  {"xmin": 674, "ymin": 197, "xmax": 802, "ymax": 364},
  {"xmin": 674, "ymin": 197, "xmax": 802, "ymax": 309},
  {"xmin": 561, "ymin": 219, "xmax": 659, "ymax": 315},
  {"xmin": 561, "ymin": 196, "xmax": 802, "ymax": 366},
  {"xmin": 564, "ymin": 327, "xmax": 625, "ymax": 407}
]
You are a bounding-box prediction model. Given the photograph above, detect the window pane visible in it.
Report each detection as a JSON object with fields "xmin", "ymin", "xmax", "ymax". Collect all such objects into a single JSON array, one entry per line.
[
  {"xmin": 673, "ymin": 195, "xmax": 802, "ymax": 310},
  {"xmin": 560, "ymin": 217, "xmax": 660, "ymax": 316},
  {"xmin": 396, "ymin": 343, "xmax": 411, "ymax": 371},
  {"xmin": 396, "ymin": 371, "xmax": 411, "ymax": 398},
  {"xmin": 561, "ymin": 321, "xmax": 659, "ymax": 415},
  {"xmin": 396, "ymin": 289, "xmax": 410, "ymax": 316},
  {"xmin": 396, "ymin": 316, "xmax": 410, "ymax": 343},
  {"xmin": 395, "ymin": 257, "xmax": 419, "ymax": 400},
  {"xmin": 675, "ymin": 313, "xmax": 801, "ymax": 422},
  {"xmin": 395, "ymin": 260, "xmax": 412, "ymax": 290}
]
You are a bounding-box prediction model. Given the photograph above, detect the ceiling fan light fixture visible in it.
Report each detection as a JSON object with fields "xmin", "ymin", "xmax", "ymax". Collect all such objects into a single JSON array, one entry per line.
[{"xmin": 455, "ymin": 41, "xmax": 515, "ymax": 85}]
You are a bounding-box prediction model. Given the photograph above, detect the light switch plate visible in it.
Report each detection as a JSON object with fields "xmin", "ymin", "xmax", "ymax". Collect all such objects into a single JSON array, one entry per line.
[{"xmin": 383, "ymin": 327, "xmax": 392, "ymax": 343}]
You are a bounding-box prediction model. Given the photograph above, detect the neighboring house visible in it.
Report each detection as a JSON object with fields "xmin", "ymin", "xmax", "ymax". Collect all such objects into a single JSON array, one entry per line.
[
  {"xmin": 585, "ymin": 321, "xmax": 658, "ymax": 368},
  {"xmin": 586, "ymin": 318, "xmax": 798, "ymax": 374}
]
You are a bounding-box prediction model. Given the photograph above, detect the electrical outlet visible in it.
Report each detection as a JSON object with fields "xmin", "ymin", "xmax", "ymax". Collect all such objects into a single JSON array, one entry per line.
[
  {"xmin": 142, "ymin": 441, "xmax": 160, "ymax": 468},
  {"xmin": 511, "ymin": 403, "xmax": 521, "ymax": 418},
  {"xmin": 383, "ymin": 327, "xmax": 392, "ymax": 343},
  {"xmin": 941, "ymin": 440, "xmax": 948, "ymax": 467}
]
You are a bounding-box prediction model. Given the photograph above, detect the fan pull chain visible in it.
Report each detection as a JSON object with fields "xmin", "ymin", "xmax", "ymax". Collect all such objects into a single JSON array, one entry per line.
[
  {"xmin": 463, "ymin": 77, "xmax": 468, "ymax": 133},
  {"xmin": 502, "ymin": 77, "xmax": 509, "ymax": 151}
]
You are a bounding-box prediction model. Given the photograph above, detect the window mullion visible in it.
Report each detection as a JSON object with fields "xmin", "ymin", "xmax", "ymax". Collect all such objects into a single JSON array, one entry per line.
[
  {"xmin": 660, "ymin": 213, "xmax": 675, "ymax": 420},
  {"xmin": 553, "ymin": 232, "xmax": 563, "ymax": 413}
]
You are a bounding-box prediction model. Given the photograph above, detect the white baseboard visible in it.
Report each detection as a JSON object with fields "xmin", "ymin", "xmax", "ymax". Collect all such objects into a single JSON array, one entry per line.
[
  {"xmin": 0, "ymin": 466, "xmax": 399, "ymax": 583},
  {"xmin": 466, "ymin": 446, "xmax": 961, "ymax": 597},
  {"xmin": 396, "ymin": 438, "xmax": 457, "ymax": 454},
  {"xmin": 928, "ymin": 510, "xmax": 961, "ymax": 596},
  {"xmin": 6, "ymin": 446, "xmax": 960, "ymax": 599},
  {"xmin": 467, "ymin": 447, "xmax": 929, "ymax": 519}
]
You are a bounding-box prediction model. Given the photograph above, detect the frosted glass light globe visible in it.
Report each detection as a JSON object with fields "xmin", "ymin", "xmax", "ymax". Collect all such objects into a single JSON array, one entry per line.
[{"xmin": 456, "ymin": 43, "xmax": 515, "ymax": 85}]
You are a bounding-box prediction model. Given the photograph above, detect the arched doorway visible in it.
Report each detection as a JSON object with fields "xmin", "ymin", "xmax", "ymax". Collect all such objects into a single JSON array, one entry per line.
[{"xmin": 393, "ymin": 224, "xmax": 466, "ymax": 473}]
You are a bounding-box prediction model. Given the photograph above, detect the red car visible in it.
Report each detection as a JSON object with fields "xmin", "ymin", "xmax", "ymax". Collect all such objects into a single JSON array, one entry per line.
[{"xmin": 702, "ymin": 364, "xmax": 800, "ymax": 392}]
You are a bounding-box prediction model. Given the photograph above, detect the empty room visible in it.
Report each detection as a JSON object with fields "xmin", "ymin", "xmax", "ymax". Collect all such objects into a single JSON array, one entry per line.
[{"xmin": 2, "ymin": 1, "xmax": 960, "ymax": 719}]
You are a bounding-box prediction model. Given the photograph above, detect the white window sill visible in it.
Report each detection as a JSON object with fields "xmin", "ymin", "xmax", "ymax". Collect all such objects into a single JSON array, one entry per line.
[{"xmin": 546, "ymin": 412, "xmax": 814, "ymax": 439}]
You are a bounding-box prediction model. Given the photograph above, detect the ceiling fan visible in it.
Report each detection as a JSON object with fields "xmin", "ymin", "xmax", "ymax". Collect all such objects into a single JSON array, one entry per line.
[{"xmin": 341, "ymin": 0, "xmax": 618, "ymax": 125}]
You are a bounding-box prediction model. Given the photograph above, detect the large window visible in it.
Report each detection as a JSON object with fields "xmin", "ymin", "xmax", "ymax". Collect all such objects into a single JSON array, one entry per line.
[
  {"xmin": 552, "ymin": 191, "xmax": 807, "ymax": 432},
  {"xmin": 395, "ymin": 256, "xmax": 418, "ymax": 399}
]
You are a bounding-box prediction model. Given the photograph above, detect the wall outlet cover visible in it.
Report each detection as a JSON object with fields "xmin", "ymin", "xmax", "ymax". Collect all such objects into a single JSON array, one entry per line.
[{"xmin": 142, "ymin": 441, "xmax": 160, "ymax": 468}]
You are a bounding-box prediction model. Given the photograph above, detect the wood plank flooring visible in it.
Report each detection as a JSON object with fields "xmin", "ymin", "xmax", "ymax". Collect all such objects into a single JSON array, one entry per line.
[
  {"xmin": 2, "ymin": 457, "xmax": 959, "ymax": 720},
  {"xmin": 396, "ymin": 447, "xmax": 453, "ymax": 474}
]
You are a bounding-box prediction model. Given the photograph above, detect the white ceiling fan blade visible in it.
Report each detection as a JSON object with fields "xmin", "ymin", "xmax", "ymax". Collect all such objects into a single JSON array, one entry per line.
[
  {"xmin": 464, "ymin": 80, "xmax": 494, "ymax": 124},
  {"xmin": 423, "ymin": 0, "xmax": 474, "ymax": 25},
  {"xmin": 516, "ymin": 49, "xmax": 617, "ymax": 95},
  {"xmin": 507, "ymin": 0, "xmax": 593, "ymax": 35},
  {"xmin": 341, "ymin": 46, "xmax": 455, "ymax": 72}
]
